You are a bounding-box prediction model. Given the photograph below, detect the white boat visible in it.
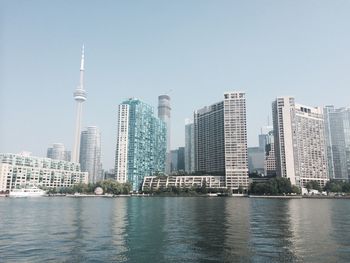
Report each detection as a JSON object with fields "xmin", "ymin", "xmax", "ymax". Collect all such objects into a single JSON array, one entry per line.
[{"xmin": 9, "ymin": 186, "xmax": 46, "ymax": 197}]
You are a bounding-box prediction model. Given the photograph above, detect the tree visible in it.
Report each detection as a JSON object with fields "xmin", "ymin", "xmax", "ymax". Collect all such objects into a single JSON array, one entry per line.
[{"xmin": 305, "ymin": 181, "xmax": 321, "ymax": 192}]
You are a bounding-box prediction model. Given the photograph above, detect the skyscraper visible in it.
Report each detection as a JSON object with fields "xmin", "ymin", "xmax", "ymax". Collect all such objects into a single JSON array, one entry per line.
[
  {"xmin": 272, "ymin": 97, "xmax": 329, "ymax": 188},
  {"xmin": 324, "ymin": 106, "xmax": 350, "ymax": 180},
  {"xmin": 72, "ymin": 45, "xmax": 87, "ymax": 163},
  {"xmin": 79, "ymin": 126, "xmax": 102, "ymax": 184},
  {"xmin": 185, "ymin": 119, "xmax": 195, "ymax": 173},
  {"xmin": 115, "ymin": 98, "xmax": 167, "ymax": 191},
  {"xmin": 158, "ymin": 95, "xmax": 171, "ymax": 174},
  {"xmin": 194, "ymin": 92, "xmax": 249, "ymax": 190}
]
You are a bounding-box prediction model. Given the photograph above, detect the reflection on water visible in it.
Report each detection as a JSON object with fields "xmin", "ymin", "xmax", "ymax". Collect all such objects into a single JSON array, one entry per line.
[{"xmin": 0, "ymin": 198, "xmax": 349, "ymax": 262}]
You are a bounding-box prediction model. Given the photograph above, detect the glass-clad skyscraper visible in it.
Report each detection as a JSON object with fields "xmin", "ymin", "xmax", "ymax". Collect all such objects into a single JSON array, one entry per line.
[
  {"xmin": 115, "ymin": 98, "xmax": 167, "ymax": 191},
  {"xmin": 324, "ymin": 106, "xmax": 350, "ymax": 180}
]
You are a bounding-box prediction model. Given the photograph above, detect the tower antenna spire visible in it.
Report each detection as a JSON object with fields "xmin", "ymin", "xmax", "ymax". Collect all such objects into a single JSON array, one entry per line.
[{"xmin": 72, "ymin": 45, "xmax": 87, "ymax": 163}]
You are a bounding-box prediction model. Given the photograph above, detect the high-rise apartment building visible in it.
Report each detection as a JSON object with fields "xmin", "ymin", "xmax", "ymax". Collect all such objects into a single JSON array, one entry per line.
[
  {"xmin": 194, "ymin": 92, "xmax": 249, "ymax": 190},
  {"xmin": 79, "ymin": 126, "xmax": 102, "ymax": 184},
  {"xmin": 184, "ymin": 119, "xmax": 195, "ymax": 173},
  {"xmin": 158, "ymin": 95, "xmax": 171, "ymax": 174},
  {"xmin": 47, "ymin": 143, "xmax": 71, "ymax": 162},
  {"xmin": 324, "ymin": 106, "xmax": 350, "ymax": 180},
  {"xmin": 272, "ymin": 97, "xmax": 329, "ymax": 188},
  {"xmin": 115, "ymin": 98, "xmax": 167, "ymax": 191},
  {"xmin": 0, "ymin": 153, "xmax": 88, "ymax": 192}
]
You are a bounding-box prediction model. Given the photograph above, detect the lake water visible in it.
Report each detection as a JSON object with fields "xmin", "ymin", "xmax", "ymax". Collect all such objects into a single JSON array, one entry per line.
[{"xmin": 0, "ymin": 197, "xmax": 349, "ymax": 262}]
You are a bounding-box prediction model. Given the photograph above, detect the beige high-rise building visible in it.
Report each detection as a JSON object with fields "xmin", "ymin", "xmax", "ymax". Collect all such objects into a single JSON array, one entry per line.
[
  {"xmin": 272, "ymin": 97, "xmax": 329, "ymax": 188},
  {"xmin": 194, "ymin": 91, "xmax": 249, "ymax": 190}
]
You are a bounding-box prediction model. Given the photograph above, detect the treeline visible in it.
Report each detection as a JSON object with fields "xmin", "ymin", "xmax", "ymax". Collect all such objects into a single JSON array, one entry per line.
[
  {"xmin": 46, "ymin": 180, "xmax": 132, "ymax": 195},
  {"xmin": 250, "ymin": 178, "xmax": 350, "ymax": 195},
  {"xmin": 249, "ymin": 177, "xmax": 301, "ymax": 195},
  {"xmin": 324, "ymin": 180, "xmax": 350, "ymax": 193}
]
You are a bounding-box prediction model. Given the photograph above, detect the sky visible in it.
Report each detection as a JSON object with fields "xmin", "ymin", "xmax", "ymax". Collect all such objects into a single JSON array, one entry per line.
[{"xmin": 1, "ymin": 0, "xmax": 350, "ymax": 169}]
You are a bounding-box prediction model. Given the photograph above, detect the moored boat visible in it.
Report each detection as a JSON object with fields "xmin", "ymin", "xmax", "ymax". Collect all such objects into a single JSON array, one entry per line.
[{"xmin": 9, "ymin": 186, "xmax": 46, "ymax": 197}]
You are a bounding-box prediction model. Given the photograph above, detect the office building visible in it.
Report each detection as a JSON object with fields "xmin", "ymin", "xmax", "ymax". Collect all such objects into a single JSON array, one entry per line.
[
  {"xmin": 272, "ymin": 97, "xmax": 329, "ymax": 188},
  {"xmin": 0, "ymin": 153, "xmax": 88, "ymax": 192},
  {"xmin": 194, "ymin": 91, "xmax": 249, "ymax": 190},
  {"xmin": 115, "ymin": 98, "xmax": 167, "ymax": 191},
  {"xmin": 158, "ymin": 95, "xmax": 171, "ymax": 174},
  {"xmin": 80, "ymin": 126, "xmax": 102, "ymax": 183},
  {"xmin": 185, "ymin": 119, "xmax": 195, "ymax": 173},
  {"xmin": 324, "ymin": 106, "xmax": 350, "ymax": 180}
]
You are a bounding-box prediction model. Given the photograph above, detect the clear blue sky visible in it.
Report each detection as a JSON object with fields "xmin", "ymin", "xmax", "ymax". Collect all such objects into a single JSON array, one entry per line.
[{"xmin": 1, "ymin": 0, "xmax": 350, "ymax": 169}]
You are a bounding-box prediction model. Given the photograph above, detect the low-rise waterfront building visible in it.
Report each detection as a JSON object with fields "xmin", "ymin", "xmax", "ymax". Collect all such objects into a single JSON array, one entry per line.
[
  {"xmin": 0, "ymin": 153, "xmax": 88, "ymax": 192},
  {"xmin": 142, "ymin": 175, "xmax": 226, "ymax": 190}
]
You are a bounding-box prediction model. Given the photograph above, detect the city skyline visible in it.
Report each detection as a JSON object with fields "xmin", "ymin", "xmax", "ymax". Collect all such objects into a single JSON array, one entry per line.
[{"xmin": 1, "ymin": 1, "xmax": 350, "ymax": 169}]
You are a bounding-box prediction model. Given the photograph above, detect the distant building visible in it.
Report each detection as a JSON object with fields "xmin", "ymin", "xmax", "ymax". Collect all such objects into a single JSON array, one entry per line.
[
  {"xmin": 104, "ymin": 169, "xmax": 115, "ymax": 180},
  {"xmin": 79, "ymin": 126, "xmax": 102, "ymax": 184},
  {"xmin": 324, "ymin": 106, "xmax": 350, "ymax": 181},
  {"xmin": 248, "ymin": 147, "xmax": 265, "ymax": 175},
  {"xmin": 194, "ymin": 91, "xmax": 249, "ymax": 190},
  {"xmin": 184, "ymin": 119, "xmax": 195, "ymax": 173},
  {"xmin": 258, "ymin": 126, "xmax": 273, "ymax": 151},
  {"xmin": 264, "ymin": 130, "xmax": 276, "ymax": 177},
  {"xmin": 170, "ymin": 150, "xmax": 178, "ymax": 173},
  {"xmin": 170, "ymin": 147, "xmax": 185, "ymax": 173},
  {"xmin": 0, "ymin": 153, "xmax": 87, "ymax": 192},
  {"xmin": 47, "ymin": 143, "xmax": 71, "ymax": 162},
  {"xmin": 115, "ymin": 98, "xmax": 167, "ymax": 191},
  {"xmin": 177, "ymin": 147, "xmax": 185, "ymax": 171},
  {"xmin": 272, "ymin": 97, "xmax": 329, "ymax": 188},
  {"xmin": 158, "ymin": 95, "xmax": 171, "ymax": 174}
]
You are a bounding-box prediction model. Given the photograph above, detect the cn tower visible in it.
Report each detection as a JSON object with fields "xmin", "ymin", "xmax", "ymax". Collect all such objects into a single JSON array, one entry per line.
[{"xmin": 72, "ymin": 45, "xmax": 87, "ymax": 163}]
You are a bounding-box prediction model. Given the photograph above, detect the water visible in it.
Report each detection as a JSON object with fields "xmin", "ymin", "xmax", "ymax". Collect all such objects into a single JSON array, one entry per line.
[{"xmin": 0, "ymin": 197, "xmax": 349, "ymax": 262}]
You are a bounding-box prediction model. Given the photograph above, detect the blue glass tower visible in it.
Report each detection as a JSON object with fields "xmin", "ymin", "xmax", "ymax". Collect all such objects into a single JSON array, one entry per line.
[{"xmin": 115, "ymin": 98, "xmax": 167, "ymax": 191}]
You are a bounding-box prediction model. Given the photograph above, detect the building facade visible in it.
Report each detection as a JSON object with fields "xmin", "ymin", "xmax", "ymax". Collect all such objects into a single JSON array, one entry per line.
[
  {"xmin": 272, "ymin": 97, "xmax": 329, "ymax": 188},
  {"xmin": 115, "ymin": 98, "xmax": 167, "ymax": 191},
  {"xmin": 324, "ymin": 106, "xmax": 350, "ymax": 181},
  {"xmin": 184, "ymin": 119, "xmax": 195, "ymax": 173},
  {"xmin": 194, "ymin": 92, "xmax": 249, "ymax": 190},
  {"xmin": 0, "ymin": 153, "xmax": 88, "ymax": 192},
  {"xmin": 79, "ymin": 126, "xmax": 102, "ymax": 184},
  {"xmin": 158, "ymin": 95, "xmax": 171, "ymax": 174}
]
